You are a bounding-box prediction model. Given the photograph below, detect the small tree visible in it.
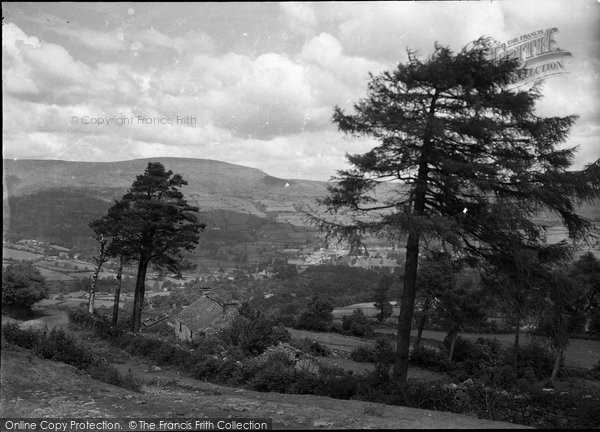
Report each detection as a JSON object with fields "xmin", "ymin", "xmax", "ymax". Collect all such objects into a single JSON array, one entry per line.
[
  {"xmin": 296, "ymin": 297, "xmax": 334, "ymax": 331},
  {"xmin": 434, "ymin": 272, "xmax": 486, "ymax": 361},
  {"xmin": 2, "ymin": 262, "xmax": 47, "ymax": 318},
  {"xmin": 342, "ymin": 308, "xmax": 373, "ymax": 336},
  {"xmin": 414, "ymin": 250, "xmax": 457, "ymax": 349},
  {"xmin": 87, "ymin": 234, "xmax": 108, "ymax": 314},
  {"xmin": 482, "ymin": 241, "xmax": 571, "ymax": 366},
  {"xmin": 538, "ymin": 254, "xmax": 600, "ymax": 383}
]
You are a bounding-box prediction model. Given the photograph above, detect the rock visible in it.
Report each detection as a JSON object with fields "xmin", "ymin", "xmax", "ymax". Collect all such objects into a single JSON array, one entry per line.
[
  {"xmin": 124, "ymin": 395, "xmax": 133, "ymax": 400},
  {"xmin": 542, "ymin": 388, "xmax": 554, "ymax": 393},
  {"xmin": 150, "ymin": 366, "xmax": 162, "ymax": 372},
  {"xmin": 447, "ymin": 383, "xmax": 458, "ymax": 390},
  {"xmin": 461, "ymin": 378, "xmax": 474, "ymax": 386},
  {"xmin": 257, "ymin": 343, "xmax": 320, "ymax": 376}
]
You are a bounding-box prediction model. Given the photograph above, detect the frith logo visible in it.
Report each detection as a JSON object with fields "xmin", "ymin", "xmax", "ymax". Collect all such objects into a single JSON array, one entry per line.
[{"xmin": 468, "ymin": 28, "xmax": 572, "ymax": 83}]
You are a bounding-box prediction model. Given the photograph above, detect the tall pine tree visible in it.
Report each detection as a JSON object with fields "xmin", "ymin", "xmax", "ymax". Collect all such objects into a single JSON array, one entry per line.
[
  {"xmin": 91, "ymin": 162, "xmax": 206, "ymax": 332},
  {"xmin": 312, "ymin": 39, "xmax": 599, "ymax": 383}
]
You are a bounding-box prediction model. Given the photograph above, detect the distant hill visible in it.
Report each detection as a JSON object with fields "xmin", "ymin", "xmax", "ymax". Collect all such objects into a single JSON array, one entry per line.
[
  {"xmin": 3, "ymin": 157, "xmax": 328, "ymax": 212},
  {"xmin": 2, "ymin": 158, "xmax": 330, "ymax": 255},
  {"xmin": 3, "ymin": 158, "xmax": 598, "ymax": 255}
]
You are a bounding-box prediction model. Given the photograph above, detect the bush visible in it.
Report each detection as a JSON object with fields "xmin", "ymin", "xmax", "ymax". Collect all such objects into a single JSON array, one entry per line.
[
  {"xmin": 87, "ymin": 362, "xmax": 141, "ymax": 392},
  {"xmin": 68, "ymin": 306, "xmax": 126, "ymax": 338},
  {"xmin": 512, "ymin": 344, "xmax": 555, "ymax": 381},
  {"xmin": 442, "ymin": 335, "xmax": 476, "ymax": 362},
  {"xmin": 409, "ymin": 346, "xmax": 451, "ymax": 372},
  {"xmin": 34, "ymin": 327, "xmax": 95, "ymax": 369},
  {"xmin": 2, "ymin": 263, "xmax": 47, "ymax": 318},
  {"xmin": 1, "ymin": 323, "xmax": 141, "ymax": 392},
  {"xmin": 1, "ymin": 322, "xmax": 38, "ymax": 348},
  {"xmin": 342, "ymin": 309, "xmax": 373, "ymax": 337},
  {"xmin": 314, "ymin": 368, "xmax": 360, "ymax": 400},
  {"xmin": 295, "ymin": 297, "xmax": 334, "ymax": 331},
  {"xmin": 221, "ymin": 314, "xmax": 290, "ymax": 356},
  {"xmin": 292, "ymin": 338, "xmax": 332, "ymax": 357},
  {"xmin": 247, "ymin": 360, "xmax": 296, "ymax": 393},
  {"xmin": 588, "ymin": 308, "xmax": 600, "ymax": 337},
  {"xmin": 350, "ymin": 345, "xmax": 377, "ymax": 363}
]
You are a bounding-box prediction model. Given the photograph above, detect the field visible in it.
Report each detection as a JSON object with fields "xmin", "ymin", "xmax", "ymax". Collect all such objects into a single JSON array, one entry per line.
[
  {"xmin": 290, "ymin": 326, "xmax": 600, "ymax": 370},
  {"xmin": 334, "ymin": 303, "xmax": 600, "ymax": 369},
  {"xmin": 2, "ymin": 247, "xmax": 43, "ymax": 261}
]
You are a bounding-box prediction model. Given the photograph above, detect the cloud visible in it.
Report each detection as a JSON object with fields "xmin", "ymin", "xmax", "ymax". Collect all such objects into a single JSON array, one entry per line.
[
  {"xmin": 50, "ymin": 25, "xmax": 126, "ymax": 51},
  {"xmin": 280, "ymin": 2, "xmax": 318, "ymax": 35},
  {"xmin": 2, "ymin": 2, "xmax": 599, "ymax": 181}
]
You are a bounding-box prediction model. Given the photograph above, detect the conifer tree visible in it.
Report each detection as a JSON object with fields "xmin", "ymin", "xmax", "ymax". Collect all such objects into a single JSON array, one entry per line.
[
  {"xmin": 91, "ymin": 162, "xmax": 206, "ymax": 332},
  {"xmin": 313, "ymin": 39, "xmax": 599, "ymax": 383}
]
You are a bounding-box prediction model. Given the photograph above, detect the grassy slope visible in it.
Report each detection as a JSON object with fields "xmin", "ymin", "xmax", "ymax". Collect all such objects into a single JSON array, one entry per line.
[{"xmin": 0, "ymin": 346, "xmax": 523, "ymax": 429}]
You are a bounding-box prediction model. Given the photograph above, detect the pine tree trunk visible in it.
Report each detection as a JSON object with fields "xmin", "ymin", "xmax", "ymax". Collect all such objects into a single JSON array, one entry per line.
[
  {"xmin": 513, "ymin": 313, "xmax": 521, "ymax": 368},
  {"xmin": 112, "ymin": 255, "xmax": 124, "ymax": 328},
  {"xmin": 88, "ymin": 240, "xmax": 106, "ymax": 314},
  {"xmin": 414, "ymin": 297, "xmax": 430, "ymax": 350},
  {"xmin": 88, "ymin": 275, "xmax": 97, "ymax": 314},
  {"xmin": 550, "ymin": 348, "xmax": 563, "ymax": 384},
  {"xmin": 131, "ymin": 256, "xmax": 149, "ymax": 333},
  {"xmin": 448, "ymin": 330, "xmax": 459, "ymax": 362},
  {"xmin": 391, "ymin": 89, "xmax": 437, "ymax": 385},
  {"xmin": 393, "ymin": 230, "xmax": 421, "ymax": 383}
]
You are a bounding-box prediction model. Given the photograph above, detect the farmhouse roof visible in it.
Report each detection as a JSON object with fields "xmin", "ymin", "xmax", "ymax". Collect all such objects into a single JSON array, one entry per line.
[{"xmin": 175, "ymin": 296, "xmax": 239, "ymax": 333}]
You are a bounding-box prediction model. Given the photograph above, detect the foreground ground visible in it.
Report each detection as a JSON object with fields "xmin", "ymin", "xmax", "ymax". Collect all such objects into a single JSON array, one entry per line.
[
  {"xmin": 0, "ymin": 347, "xmax": 523, "ymax": 429},
  {"xmin": 0, "ymin": 306, "xmax": 526, "ymax": 429}
]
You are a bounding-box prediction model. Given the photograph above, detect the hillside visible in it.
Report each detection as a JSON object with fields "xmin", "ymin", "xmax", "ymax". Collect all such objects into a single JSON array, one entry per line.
[
  {"xmin": 1, "ymin": 344, "xmax": 522, "ymax": 429},
  {"xmin": 3, "ymin": 158, "xmax": 599, "ymax": 258},
  {"xmin": 3, "ymin": 158, "xmax": 328, "ymax": 213},
  {"xmin": 3, "ymin": 158, "xmax": 330, "ymax": 256}
]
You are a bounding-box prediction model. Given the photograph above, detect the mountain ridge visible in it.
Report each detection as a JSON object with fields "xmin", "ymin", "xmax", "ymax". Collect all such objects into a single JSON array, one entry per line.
[{"xmin": 3, "ymin": 157, "xmax": 328, "ymax": 199}]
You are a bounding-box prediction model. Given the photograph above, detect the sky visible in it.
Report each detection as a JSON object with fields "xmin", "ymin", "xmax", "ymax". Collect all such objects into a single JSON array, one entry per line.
[{"xmin": 2, "ymin": 1, "xmax": 599, "ymax": 181}]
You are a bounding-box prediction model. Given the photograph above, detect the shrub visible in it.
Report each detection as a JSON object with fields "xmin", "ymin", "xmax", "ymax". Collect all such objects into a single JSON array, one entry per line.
[
  {"xmin": 87, "ymin": 362, "xmax": 141, "ymax": 392},
  {"xmin": 442, "ymin": 335, "xmax": 476, "ymax": 362},
  {"xmin": 68, "ymin": 306, "xmax": 126, "ymax": 338},
  {"xmin": 342, "ymin": 309, "xmax": 373, "ymax": 337},
  {"xmin": 314, "ymin": 369, "xmax": 360, "ymax": 400},
  {"xmin": 512, "ymin": 344, "xmax": 555, "ymax": 381},
  {"xmin": 1, "ymin": 322, "xmax": 38, "ymax": 348},
  {"xmin": 1, "ymin": 323, "xmax": 141, "ymax": 392},
  {"xmin": 589, "ymin": 308, "xmax": 600, "ymax": 337},
  {"xmin": 221, "ymin": 314, "xmax": 290, "ymax": 356},
  {"xmin": 291, "ymin": 338, "xmax": 332, "ymax": 357},
  {"xmin": 295, "ymin": 297, "xmax": 334, "ymax": 331},
  {"xmin": 373, "ymin": 337, "xmax": 395, "ymax": 365},
  {"xmin": 350, "ymin": 345, "xmax": 377, "ymax": 363},
  {"xmin": 34, "ymin": 327, "xmax": 94, "ymax": 369},
  {"xmin": 247, "ymin": 360, "xmax": 296, "ymax": 393},
  {"xmin": 409, "ymin": 346, "xmax": 451, "ymax": 372},
  {"xmin": 2, "ymin": 262, "xmax": 47, "ymax": 318}
]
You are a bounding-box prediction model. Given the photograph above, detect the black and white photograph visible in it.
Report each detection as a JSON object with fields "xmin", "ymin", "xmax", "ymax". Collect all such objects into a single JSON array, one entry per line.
[{"xmin": 2, "ymin": 1, "xmax": 600, "ymax": 429}]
